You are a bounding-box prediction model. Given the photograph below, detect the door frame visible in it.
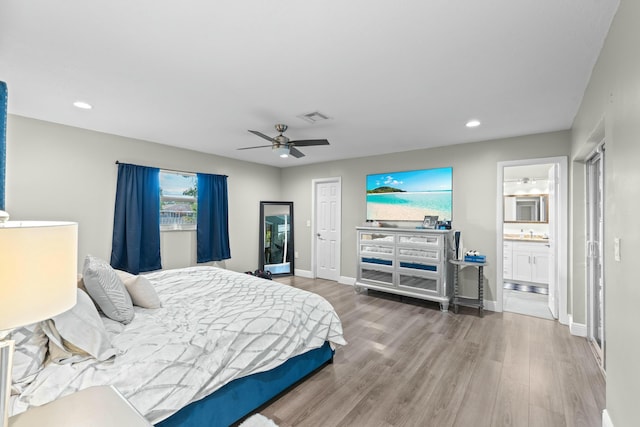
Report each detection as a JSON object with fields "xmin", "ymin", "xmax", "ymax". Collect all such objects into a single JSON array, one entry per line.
[
  {"xmin": 586, "ymin": 143, "xmax": 605, "ymax": 367},
  {"xmin": 311, "ymin": 177, "xmax": 342, "ymax": 280},
  {"xmin": 496, "ymin": 156, "xmax": 569, "ymax": 325}
]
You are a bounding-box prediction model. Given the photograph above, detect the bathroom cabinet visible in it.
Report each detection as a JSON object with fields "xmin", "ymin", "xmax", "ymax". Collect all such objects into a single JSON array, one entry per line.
[
  {"xmin": 511, "ymin": 241, "xmax": 550, "ymax": 283},
  {"xmin": 355, "ymin": 227, "xmax": 452, "ymax": 311}
]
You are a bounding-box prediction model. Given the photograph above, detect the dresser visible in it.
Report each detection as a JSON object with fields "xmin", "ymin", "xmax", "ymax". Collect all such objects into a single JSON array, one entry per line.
[{"xmin": 355, "ymin": 227, "xmax": 453, "ymax": 311}]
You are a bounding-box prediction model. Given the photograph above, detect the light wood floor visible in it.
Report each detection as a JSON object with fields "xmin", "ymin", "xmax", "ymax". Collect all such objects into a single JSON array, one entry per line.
[{"xmin": 261, "ymin": 277, "xmax": 605, "ymax": 427}]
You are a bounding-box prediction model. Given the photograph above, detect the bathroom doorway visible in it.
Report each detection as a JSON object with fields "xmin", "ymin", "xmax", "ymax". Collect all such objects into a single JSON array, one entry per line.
[{"xmin": 496, "ymin": 157, "xmax": 568, "ymax": 323}]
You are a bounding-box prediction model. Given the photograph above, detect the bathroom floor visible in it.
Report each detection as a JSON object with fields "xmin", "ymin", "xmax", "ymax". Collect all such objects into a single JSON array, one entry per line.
[{"xmin": 503, "ymin": 284, "xmax": 554, "ymax": 320}]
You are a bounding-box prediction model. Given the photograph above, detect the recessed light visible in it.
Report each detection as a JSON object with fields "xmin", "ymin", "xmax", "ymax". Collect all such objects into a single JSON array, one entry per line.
[
  {"xmin": 466, "ymin": 119, "xmax": 481, "ymax": 128},
  {"xmin": 73, "ymin": 101, "xmax": 93, "ymax": 110}
]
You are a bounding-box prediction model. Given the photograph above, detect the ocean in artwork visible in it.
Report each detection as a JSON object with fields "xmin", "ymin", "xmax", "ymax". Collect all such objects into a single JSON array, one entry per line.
[{"xmin": 366, "ymin": 191, "xmax": 452, "ymax": 221}]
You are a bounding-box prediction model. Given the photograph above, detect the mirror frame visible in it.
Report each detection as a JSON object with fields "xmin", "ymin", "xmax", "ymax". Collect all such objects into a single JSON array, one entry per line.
[
  {"xmin": 503, "ymin": 194, "xmax": 549, "ymax": 223},
  {"xmin": 259, "ymin": 201, "xmax": 294, "ymax": 276}
]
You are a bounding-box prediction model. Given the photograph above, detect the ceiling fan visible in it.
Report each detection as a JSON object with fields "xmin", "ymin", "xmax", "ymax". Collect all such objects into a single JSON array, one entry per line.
[{"xmin": 238, "ymin": 124, "xmax": 330, "ymax": 158}]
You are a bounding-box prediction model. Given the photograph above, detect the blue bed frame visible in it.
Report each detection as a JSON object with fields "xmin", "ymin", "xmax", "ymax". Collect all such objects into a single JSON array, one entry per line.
[{"xmin": 155, "ymin": 342, "xmax": 334, "ymax": 427}]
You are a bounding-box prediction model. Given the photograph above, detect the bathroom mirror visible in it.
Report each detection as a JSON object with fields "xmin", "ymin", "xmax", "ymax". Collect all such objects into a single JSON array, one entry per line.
[
  {"xmin": 259, "ymin": 201, "xmax": 294, "ymax": 276},
  {"xmin": 504, "ymin": 194, "xmax": 548, "ymax": 223}
]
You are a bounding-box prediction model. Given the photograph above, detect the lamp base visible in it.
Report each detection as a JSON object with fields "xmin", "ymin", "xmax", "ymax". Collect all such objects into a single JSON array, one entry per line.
[{"xmin": 0, "ymin": 339, "xmax": 14, "ymax": 427}]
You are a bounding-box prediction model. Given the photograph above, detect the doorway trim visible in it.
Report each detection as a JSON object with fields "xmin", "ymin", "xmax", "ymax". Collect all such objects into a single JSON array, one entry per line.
[
  {"xmin": 586, "ymin": 142, "xmax": 605, "ymax": 369},
  {"xmin": 496, "ymin": 156, "xmax": 568, "ymax": 325},
  {"xmin": 311, "ymin": 177, "xmax": 342, "ymax": 281}
]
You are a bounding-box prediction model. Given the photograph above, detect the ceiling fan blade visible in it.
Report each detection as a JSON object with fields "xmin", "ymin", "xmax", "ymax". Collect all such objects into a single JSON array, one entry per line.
[
  {"xmin": 248, "ymin": 130, "xmax": 275, "ymax": 142},
  {"xmin": 237, "ymin": 144, "xmax": 273, "ymax": 150},
  {"xmin": 289, "ymin": 139, "xmax": 330, "ymax": 147},
  {"xmin": 289, "ymin": 146, "xmax": 305, "ymax": 158}
]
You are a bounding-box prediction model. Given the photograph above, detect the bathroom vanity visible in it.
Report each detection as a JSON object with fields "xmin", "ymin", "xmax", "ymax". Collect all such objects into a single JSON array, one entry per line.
[{"xmin": 503, "ymin": 236, "xmax": 550, "ymax": 284}]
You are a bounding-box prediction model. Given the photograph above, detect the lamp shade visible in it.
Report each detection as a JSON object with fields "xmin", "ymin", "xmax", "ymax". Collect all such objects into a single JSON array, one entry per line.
[{"xmin": 0, "ymin": 221, "xmax": 77, "ymax": 331}]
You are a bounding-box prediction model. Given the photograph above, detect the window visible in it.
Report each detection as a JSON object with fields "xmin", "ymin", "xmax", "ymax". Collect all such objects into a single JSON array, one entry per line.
[{"xmin": 159, "ymin": 171, "xmax": 197, "ymax": 230}]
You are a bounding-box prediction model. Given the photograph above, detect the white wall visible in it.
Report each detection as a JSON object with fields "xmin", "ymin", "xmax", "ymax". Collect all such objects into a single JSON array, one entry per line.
[
  {"xmin": 571, "ymin": 0, "xmax": 637, "ymax": 424},
  {"xmin": 281, "ymin": 131, "xmax": 571, "ymax": 303},
  {"xmin": 5, "ymin": 115, "xmax": 282, "ymax": 273}
]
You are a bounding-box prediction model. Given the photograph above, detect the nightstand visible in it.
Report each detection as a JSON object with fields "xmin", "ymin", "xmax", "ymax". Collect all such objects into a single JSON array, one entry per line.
[{"xmin": 9, "ymin": 386, "xmax": 152, "ymax": 427}]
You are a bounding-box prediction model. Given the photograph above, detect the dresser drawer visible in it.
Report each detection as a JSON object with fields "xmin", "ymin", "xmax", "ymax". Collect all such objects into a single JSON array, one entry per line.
[
  {"xmin": 397, "ymin": 233, "xmax": 442, "ymax": 247},
  {"xmin": 397, "ymin": 246, "xmax": 440, "ymax": 262}
]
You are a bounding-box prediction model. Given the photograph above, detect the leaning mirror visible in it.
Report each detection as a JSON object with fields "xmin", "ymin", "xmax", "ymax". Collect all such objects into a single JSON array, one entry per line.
[
  {"xmin": 504, "ymin": 194, "xmax": 548, "ymax": 223},
  {"xmin": 259, "ymin": 201, "xmax": 294, "ymax": 276}
]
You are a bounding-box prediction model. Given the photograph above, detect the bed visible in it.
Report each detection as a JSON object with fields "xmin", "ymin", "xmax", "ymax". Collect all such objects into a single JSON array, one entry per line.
[{"xmin": 9, "ymin": 264, "xmax": 346, "ymax": 426}]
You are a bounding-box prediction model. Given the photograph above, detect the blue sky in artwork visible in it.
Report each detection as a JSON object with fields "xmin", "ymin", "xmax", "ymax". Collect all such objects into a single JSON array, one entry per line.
[
  {"xmin": 160, "ymin": 172, "xmax": 196, "ymax": 196},
  {"xmin": 366, "ymin": 167, "xmax": 452, "ymax": 192}
]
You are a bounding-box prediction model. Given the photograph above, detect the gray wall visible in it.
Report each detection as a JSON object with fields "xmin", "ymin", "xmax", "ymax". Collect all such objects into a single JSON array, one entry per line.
[
  {"xmin": 5, "ymin": 115, "xmax": 282, "ymax": 273},
  {"xmin": 571, "ymin": 0, "xmax": 637, "ymax": 424},
  {"xmin": 281, "ymin": 131, "xmax": 571, "ymax": 303}
]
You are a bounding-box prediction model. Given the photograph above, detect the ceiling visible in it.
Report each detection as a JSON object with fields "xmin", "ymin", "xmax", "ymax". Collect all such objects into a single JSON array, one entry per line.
[{"xmin": 0, "ymin": 1, "xmax": 619, "ymax": 168}]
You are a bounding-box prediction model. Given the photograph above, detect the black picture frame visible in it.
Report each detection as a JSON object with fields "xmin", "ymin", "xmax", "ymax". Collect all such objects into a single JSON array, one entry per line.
[{"xmin": 422, "ymin": 215, "xmax": 438, "ymax": 229}]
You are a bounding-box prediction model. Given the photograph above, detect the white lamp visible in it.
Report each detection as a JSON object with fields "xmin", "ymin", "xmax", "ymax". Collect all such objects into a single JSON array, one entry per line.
[{"xmin": 0, "ymin": 221, "xmax": 78, "ymax": 427}]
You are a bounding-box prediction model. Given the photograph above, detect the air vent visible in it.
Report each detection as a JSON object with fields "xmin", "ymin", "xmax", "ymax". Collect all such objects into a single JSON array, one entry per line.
[{"xmin": 297, "ymin": 111, "xmax": 331, "ymax": 124}]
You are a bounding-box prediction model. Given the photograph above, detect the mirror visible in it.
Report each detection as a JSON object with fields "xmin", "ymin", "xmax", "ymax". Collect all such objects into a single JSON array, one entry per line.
[
  {"xmin": 259, "ymin": 201, "xmax": 294, "ymax": 276},
  {"xmin": 504, "ymin": 194, "xmax": 548, "ymax": 223}
]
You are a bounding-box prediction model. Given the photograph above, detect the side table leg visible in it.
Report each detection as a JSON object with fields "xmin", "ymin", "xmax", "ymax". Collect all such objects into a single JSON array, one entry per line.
[
  {"xmin": 453, "ymin": 264, "xmax": 459, "ymax": 314},
  {"xmin": 478, "ymin": 266, "xmax": 484, "ymax": 318}
]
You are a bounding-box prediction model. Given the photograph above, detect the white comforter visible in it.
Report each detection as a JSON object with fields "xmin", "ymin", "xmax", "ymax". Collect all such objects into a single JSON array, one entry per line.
[{"xmin": 10, "ymin": 267, "xmax": 346, "ymax": 423}]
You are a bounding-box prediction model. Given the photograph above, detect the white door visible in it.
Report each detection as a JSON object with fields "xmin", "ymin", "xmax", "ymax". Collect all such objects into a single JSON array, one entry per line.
[
  {"xmin": 547, "ymin": 164, "xmax": 558, "ymax": 318},
  {"xmin": 314, "ymin": 179, "xmax": 341, "ymax": 281}
]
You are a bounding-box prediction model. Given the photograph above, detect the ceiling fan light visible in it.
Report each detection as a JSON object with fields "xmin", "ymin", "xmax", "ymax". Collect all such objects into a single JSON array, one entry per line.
[{"xmin": 273, "ymin": 145, "xmax": 289, "ymax": 158}]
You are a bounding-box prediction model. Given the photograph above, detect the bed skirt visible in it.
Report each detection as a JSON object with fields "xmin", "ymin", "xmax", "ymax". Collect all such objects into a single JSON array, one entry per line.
[{"xmin": 155, "ymin": 342, "xmax": 334, "ymax": 427}]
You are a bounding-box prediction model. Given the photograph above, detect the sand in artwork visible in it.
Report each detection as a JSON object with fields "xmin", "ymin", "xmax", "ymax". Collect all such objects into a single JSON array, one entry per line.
[{"xmin": 367, "ymin": 202, "xmax": 450, "ymax": 222}]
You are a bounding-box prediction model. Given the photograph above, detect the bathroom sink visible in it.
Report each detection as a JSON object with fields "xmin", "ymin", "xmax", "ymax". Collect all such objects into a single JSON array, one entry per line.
[{"xmin": 503, "ymin": 233, "xmax": 549, "ymax": 242}]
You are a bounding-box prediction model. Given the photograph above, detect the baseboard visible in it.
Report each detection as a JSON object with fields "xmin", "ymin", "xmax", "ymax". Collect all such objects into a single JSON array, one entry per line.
[
  {"xmin": 294, "ymin": 269, "xmax": 313, "ymax": 278},
  {"xmin": 483, "ymin": 299, "xmax": 497, "ymax": 312},
  {"xmin": 602, "ymin": 409, "xmax": 614, "ymax": 427},
  {"xmin": 339, "ymin": 276, "xmax": 355, "ymax": 285},
  {"xmin": 569, "ymin": 315, "xmax": 587, "ymax": 337}
]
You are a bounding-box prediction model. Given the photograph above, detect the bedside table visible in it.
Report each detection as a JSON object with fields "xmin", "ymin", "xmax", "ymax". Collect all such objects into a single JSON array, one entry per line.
[{"xmin": 9, "ymin": 386, "xmax": 152, "ymax": 427}]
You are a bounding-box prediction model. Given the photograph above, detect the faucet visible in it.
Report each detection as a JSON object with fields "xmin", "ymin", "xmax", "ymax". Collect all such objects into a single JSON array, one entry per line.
[{"xmin": 529, "ymin": 229, "xmax": 534, "ymax": 238}]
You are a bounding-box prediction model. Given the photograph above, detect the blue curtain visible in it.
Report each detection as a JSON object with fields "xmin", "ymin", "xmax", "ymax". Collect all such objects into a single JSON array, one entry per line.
[
  {"xmin": 197, "ymin": 173, "xmax": 231, "ymax": 262},
  {"xmin": 0, "ymin": 81, "xmax": 7, "ymax": 210},
  {"xmin": 110, "ymin": 163, "xmax": 162, "ymax": 274}
]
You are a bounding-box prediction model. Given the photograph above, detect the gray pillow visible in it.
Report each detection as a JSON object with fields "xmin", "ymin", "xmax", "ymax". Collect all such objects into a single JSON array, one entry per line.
[
  {"xmin": 82, "ymin": 255, "xmax": 134, "ymax": 324},
  {"xmin": 41, "ymin": 289, "xmax": 117, "ymax": 363}
]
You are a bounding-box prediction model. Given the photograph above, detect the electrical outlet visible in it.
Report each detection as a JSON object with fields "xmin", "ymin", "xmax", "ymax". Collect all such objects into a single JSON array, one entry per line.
[
  {"xmin": 614, "ymin": 237, "xmax": 621, "ymax": 262},
  {"xmin": 306, "ymin": 220, "xmax": 311, "ymax": 227},
  {"xmin": 295, "ymin": 251, "xmax": 299, "ymax": 259}
]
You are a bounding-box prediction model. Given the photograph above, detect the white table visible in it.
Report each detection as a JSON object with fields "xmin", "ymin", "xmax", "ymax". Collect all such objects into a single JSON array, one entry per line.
[{"xmin": 9, "ymin": 386, "xmax": 152, "ymax": 427}]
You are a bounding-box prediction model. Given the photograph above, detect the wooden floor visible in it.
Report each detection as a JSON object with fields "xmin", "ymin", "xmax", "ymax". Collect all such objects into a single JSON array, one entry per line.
[{"xmin": 261, "ymin": 277, "xmax": 605, "ymax": 427}]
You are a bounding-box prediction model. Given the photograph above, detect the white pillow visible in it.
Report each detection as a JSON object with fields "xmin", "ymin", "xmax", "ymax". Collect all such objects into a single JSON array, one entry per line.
[
  {"xmin": 10, "ymin": 323, "xmax": 48, "ymax": 395},
  {"xmin": 82, "ymin": 255, "xmax": 134, "ymax": 324},
  {"xmin": 41, "ymin": 289, "xmax": 117, "ymax": 364},
  {"xmin": 115, "ymin": 270, "xmax": 162, "ymax": 309}
]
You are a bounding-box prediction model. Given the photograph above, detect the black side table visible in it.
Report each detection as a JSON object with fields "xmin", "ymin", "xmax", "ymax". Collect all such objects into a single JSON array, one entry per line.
[{"xmin": 449, "ymin": 259, "xmax": 487, "ymax": 317}]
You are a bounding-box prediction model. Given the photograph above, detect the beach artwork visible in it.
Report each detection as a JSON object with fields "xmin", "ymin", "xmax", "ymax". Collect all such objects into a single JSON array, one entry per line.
[{"xmin": 366, "ymin": 167, "xmax": 452, "ymax": 221}]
